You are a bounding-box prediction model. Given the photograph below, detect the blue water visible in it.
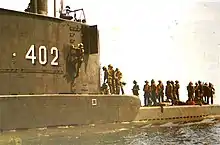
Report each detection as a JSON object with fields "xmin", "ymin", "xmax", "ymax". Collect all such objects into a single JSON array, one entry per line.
[{"xmin": 1, "ymin": 119, "xmax": 220, "ymax": 145}]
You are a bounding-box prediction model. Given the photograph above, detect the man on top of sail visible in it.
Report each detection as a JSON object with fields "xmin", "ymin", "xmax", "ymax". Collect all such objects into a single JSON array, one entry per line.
[{"xmin": 60, "ymin": 6, "xmax": 73, "ymax": 20}]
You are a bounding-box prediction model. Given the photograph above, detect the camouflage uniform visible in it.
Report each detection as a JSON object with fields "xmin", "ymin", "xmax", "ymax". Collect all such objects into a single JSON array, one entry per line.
[
  {"xmin": 156, "ymin": 80, "xmax": 164, "ymax": 103},
  {"xmin": 150, "ymin": 79, "xmax": 157, "ymax": 105},
  {"xmin": 114, "ymin": 68, "xmax": 122, "ymax": 94},
  {"xmin": 107, "ymin": 64, "xmax": 115, "ymax": 94}
]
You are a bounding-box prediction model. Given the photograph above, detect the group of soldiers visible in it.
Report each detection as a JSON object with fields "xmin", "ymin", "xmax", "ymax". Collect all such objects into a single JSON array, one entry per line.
[
  {"xmin": 132, "ymin": 79, "xmax": 215, "ymax": 106},
  {"xmin": 132, "ymin": 79, "xmax": 180, "ymax": 106},
  {"xmin": 101, "ymin": 65, "xmax": 126, "ymax": 95},
  {"xmin": 187, "ymin": 81, "xmax": 215, "ymax": 105}
]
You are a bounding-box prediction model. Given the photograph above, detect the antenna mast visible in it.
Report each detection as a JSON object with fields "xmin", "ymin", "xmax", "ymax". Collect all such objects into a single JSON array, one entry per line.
[
  {"xmin": 60, "ymin": 0, "xmax": 64, "ymax": 12},
  {"xmin": 54, "ymin": 0, "xmax": 56, "ymax": 17}
]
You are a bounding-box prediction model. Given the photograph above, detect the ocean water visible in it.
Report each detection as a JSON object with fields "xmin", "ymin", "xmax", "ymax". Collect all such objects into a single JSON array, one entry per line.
[{"xmin": 1, "ymin": 119, "xmax": 220, "ymax": 145}]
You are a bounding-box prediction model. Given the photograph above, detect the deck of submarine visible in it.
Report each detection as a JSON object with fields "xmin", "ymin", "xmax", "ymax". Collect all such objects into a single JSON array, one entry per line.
[{"xmin": 135, "ymin": 105, "xmax": 220, "ymax": 122}]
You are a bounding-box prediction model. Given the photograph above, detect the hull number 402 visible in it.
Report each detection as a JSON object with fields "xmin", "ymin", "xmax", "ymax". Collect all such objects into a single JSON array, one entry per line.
[{"xmin": 25, "ymin": 45, "xmax": 59, "ymax": 66}]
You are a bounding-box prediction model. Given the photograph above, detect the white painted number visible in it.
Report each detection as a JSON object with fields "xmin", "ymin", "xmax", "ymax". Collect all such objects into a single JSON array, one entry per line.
[
  {"xmin": 25, "ymin": 45, "xmax": 37, "ymax": 64},
  {"xmin": 25, "ymin": 45, "xmax": 59, "ymax": 66},
  {"xmin": 39, "ymin": 46, "xmax": 47, "ymax": 65},
  {"xmin": 51, "ymin": 47, "xmax": 59, "ymax": 66}
]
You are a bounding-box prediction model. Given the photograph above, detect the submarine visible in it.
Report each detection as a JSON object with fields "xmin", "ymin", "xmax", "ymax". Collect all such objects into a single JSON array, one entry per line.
[{"xmin": 0, "ymin": 0, "xmax": 220, "ymax": 131}]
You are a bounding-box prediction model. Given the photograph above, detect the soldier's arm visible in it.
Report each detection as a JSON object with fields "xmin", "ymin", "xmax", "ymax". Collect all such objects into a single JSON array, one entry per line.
[
  {"xmin": 143, "ymin": 85, "xmax": 145, "ymax": 91},
  {"xmin": 114, "ymin": 72, "xmax": 117, "ymax": 79}
]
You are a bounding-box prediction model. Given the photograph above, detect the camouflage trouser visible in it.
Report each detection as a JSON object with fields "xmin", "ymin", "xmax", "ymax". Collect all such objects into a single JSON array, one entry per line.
[
  {"xmin": 115, "ymin": 79, "xmax": 121, "ymax": 94},
  {"xmin": 151, "ymin": 92, "xmax": 157, "ymax": 105},
  {"xmin": 108, "ymin": 78, "xmax": 114, "ymax": 94},
  {"xmin": 158, "ymin": 92, "xmax": 164, "ymax": 102}
]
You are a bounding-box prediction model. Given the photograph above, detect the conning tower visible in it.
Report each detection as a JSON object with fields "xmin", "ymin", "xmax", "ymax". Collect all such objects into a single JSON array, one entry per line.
[{"xmin": 0, "ymin": 1, "xmax": 100, "ymax": 95}]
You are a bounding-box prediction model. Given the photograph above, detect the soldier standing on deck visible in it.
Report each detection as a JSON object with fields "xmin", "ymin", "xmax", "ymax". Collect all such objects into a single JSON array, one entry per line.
[
  {"xmin": 165, "ymin": 81, "xmax": 173, "ymax": 104},
  {"xmin": 175, "ymin": 80, "xmax": 180, "ymax": 100},
  {"xmin": 203, "ymin": 83, "xmax": 209, "ymax": 103},
  {"xmin": 198, "ymin": 81, "xmax": 204, "ymax": 102},
  {"xmin": 209, "ymin": 83, "xmax": 215, "ymax": 104},
  {"xmin": 170, "ymin": 81, "xmax": 176, "ymax": 101},
  {"xmin": 150, "ymin": 79, "xmax": 157, "ymax": 105},
  {"xmin": 114, "ymin": 68, "xmax": 122, "ymax": 94},
  {"xmin": 194, "ymin": 82, "xmax": 199, "ymax": 100},
  {"xmin": 132, "ymin": 80, "xmax": 140, "ymax": 96},
  {"xmin": 157, "ymin": 80, "xmax": 164, "ymax": 103},
  {"xmin": 102, "ymin": 66, "xmax": 108, "ymax": 83},
  {"xmin": 187, "ymin": 82, "xmax": 194, "ymax": 100},
  {"xmin": 120, "ymin": 82, "xmax": 126, "ymax": 95},
  {"xmin": 143, "ymin": 80, "xmax": 150, "ymax": 106},
  {"xmin": 107, "ymin": 64, "xmax": 115, "ymax": 94}
]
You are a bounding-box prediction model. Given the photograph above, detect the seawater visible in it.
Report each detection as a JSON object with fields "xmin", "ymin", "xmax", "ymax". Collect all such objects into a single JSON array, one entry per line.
[{"xmin": 1, "ymin": 119, "xmax": 220, "ymax": 145}]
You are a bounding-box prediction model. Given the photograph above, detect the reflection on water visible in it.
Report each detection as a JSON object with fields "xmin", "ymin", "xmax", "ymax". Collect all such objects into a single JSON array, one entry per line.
[{"xmin": 1, "ymin": 119, "xmax": 220, "ymax": 145}]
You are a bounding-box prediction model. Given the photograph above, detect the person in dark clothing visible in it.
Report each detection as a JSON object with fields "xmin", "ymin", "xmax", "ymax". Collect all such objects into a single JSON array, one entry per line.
[
  {"xmin": 170, "ymin": 81, "xmax": 175, "ymax": 100},
  {"xmin": 143, "ymin": 80, "xmax": 150, "ymax": 106},
  {"xmin": 132, "ymin": 80, "xmax": 140, "ymax": 96},
  {"xmin": 174, "ymin": 80, "xmax": 180, "ymax": 100},
  {"xmin": 209, "ymin": 83, "xmax": 215, "ymax": 104},
  {"xmin": 165, "ymin": 81, "xmax": 173, "ymax": 104},
  {"xmin": 198, "ymin": 81, "xmax": 204, "ymax": 102},
  {"xmin": 102, "ymin": 66, "xmax": 108, "ymax": 83},
  {"xmin": 120, "ymin": 82, "xmax": 126, "ymax": 95},
  {"xmin": 150, "ymin": 79, "xmax": 157, "ymax": 105},
  {"xmin": 194, "ymin": 82, "xmax": 199, "ymax": 101},
  {"xmin": 187, "ymin": 82, "xmax": 194, "ymax": 100},
  {"xmin": 203, "ymin": 83, "xmax": 209, "ymax": 103}
]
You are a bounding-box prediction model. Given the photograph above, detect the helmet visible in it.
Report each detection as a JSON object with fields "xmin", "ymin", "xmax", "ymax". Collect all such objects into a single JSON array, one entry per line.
[
  {"xmin": 66, "ymin": 6, "xmax": 70, "ymax": 9},
  {"xmin": 78, "ymin": 43, "xmax": 84, "ymax": 48},
  {"xmin": 108, "ymin": 64, "xmax": 113, "ymax": 68},
  {"xmin": 133, "ymin": 80, "xmax": 137, "ymax": 84},
  {"xmin": 145, "ymin": 80, "xmax": 149, "ymax": 83}
]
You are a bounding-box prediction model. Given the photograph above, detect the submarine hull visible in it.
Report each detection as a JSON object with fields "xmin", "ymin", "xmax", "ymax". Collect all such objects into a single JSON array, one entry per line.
[
  {"xmin": 0, "ymin": 94, "xmax": 140, "ymax": 131},
  {"xmin": 135, "ymin": 105, "xmax": 220, "ymax": 125},
  {"xmin": 0, "ymin": 94, "xmax": 220, "ymax": 131}
]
